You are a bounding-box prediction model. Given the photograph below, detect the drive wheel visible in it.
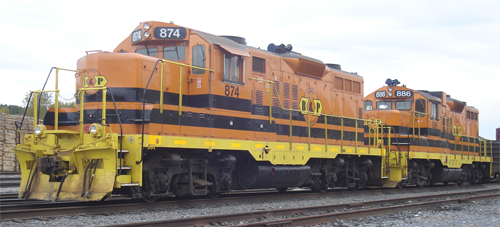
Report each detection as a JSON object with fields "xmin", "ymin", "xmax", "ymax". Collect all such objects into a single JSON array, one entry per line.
[
  {"xmin": 347, "ymin": 183, "xmax": 359, "ymax": 191},
  {"xmin": 207, "ymin": 192, "xmax": 222, "ymax": 199},
  {"xmin": 141, "ymin": 194, "xmax": 159, "ymax": 203}
]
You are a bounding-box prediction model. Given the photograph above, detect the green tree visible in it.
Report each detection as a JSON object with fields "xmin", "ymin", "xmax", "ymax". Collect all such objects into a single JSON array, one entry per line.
[
  {"xmin": 22, "ymin": 92, "xmax": 53, "ymax": 119},
  {"xmin": 56, "ymin": 100, "xmax": 76, "ymax": 108},
  {"xmin": 0, "ymin": 106, "xmax": 9, "ymax": 114}
]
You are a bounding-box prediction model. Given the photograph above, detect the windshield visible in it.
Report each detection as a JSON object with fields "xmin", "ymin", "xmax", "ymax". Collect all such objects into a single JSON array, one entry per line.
[
  {"xmin": 395, "ymin": 101, "xmax": 412, "ymax": 110},
  {"xmin": 376, "ymin": 101, "xmax": 392, "ymax": 109}
]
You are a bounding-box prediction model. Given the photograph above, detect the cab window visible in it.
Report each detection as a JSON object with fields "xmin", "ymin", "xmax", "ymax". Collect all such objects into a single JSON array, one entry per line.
[
  {"xmin": 192, "ymin": 45, "xmax": 206, "ymax": 74},
  {"xmin": 396, "ymin": 101, "xmax": 412, "ymax": 110},
  {"xmin": 136, "ymin": 48, "xmax": 157, "ymax": 57},
  {"xmin": 364, "ymin": 100, "xmax": 373, "ymax": 110},
  {"xmin": 164, "ymin": 46, "xmax": 185, "ymax": 61},
  {"xmin": 224, "ymin": 53, "xmax": 244, "ymax": 84},
  {"xmin": 431, "ymin": 103, "xmax": 438, "ymax": 120},
  {"xmin": 415, "ymin": 99, "xmax": 426, "ymax": 117},
  {"xmin": 376, "ymin": 101, "xmax": 392, "ymax": 109}
]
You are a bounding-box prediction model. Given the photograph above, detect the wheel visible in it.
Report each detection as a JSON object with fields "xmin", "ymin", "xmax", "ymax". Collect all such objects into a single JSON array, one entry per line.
[
  {"xmin": 277, "ymin": 187, "xmax": 288, "ymax": 193},
  {"xmin": 207, "ymin": 192, "xmax": 222, "ymax": 199},
  {"xmin": 396, "ymin": 181, "xmax": 405, "ymax": 189},
  {"xmin": 311, "ymin": 183, "xmax": 328, "ymax": 193},
  {"xmin": 141, "ymin": 195, "xmax": 159, "ymax": 203},
  {"xmin": 348, "ymin": 186, "xmax": 359, "ymax": 191},
  {"xmin": 317, "ymin": 184, "xmax": 328, "ymax": 193}
]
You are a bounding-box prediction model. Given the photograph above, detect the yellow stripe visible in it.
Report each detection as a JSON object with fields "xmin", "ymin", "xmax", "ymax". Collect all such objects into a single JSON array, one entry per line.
[
  {"xmin": 255, "ymin": 144, "xmax": 264, "ymax": 148},
  {"xmin": 205, "ymin": 141, "xmax": 215, "ymax": 146},
  {"xmin": 314, "ymin": 147, "xmax": 321, "ymax": 151},
  {"xmin": 231, "ymin": 143, "xmax": 241, "ymax": 148},
  {"xmin": 296, "ymin": 146, "xmax": 304, "ymax": 150},
  {"xmin": 277, "ymin": 145, "xmax": 285, "ymax": 149},
  {"xmin": 174, "ymin": 140, "xmax": 186, "ymax": 145}
]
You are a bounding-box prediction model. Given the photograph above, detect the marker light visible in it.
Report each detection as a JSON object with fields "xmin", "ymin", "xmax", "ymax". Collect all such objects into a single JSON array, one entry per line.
[
  {"xmin": 144, "ymin": 31, "xmax": 150, "ymax": 39},
  {"xmin": 388, "ymin": 92, "xmax": 393, "ymax": 97},
  {"xmin": 143, "ymin": 23, "xmax": 150, "ymax": 30}
]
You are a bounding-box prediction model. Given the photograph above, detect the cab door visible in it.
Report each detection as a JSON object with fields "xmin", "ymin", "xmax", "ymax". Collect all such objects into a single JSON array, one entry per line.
[{"xmin": 179, "ymin": 34, "xmax": 212, "ymax": 137}]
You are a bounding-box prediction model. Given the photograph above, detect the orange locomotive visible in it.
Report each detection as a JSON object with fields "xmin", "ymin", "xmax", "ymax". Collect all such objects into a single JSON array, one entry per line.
[
  {"xmin": 14, "ymin": 22, "xmax": 493, "ymax": 202},
  {"xmin": 364, "ymin": 79, "xmax": 494, "ymax": 188}
]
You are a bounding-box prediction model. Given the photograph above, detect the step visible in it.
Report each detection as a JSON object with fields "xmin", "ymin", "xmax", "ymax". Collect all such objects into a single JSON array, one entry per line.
[
  {"xmin": 121, "ymin": 183, "xmax": 140, "ymax": 187},
  {"xmin": 192, "ymin": 177, "xmax": 213, "ymax": 186},
  {"xmin": 392, "ymin": 142, "xmax": 410, "ymax": 145},
  {"xmin": 117, "ymin": 166, "xmax": 132, "ymax": 170},
  {"xmin": 118, "ymin": 150, "xmax": 129, "ymax": 153}
]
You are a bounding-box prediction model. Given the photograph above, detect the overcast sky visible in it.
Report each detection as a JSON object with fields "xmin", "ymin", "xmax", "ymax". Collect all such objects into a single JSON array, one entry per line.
[{"xmin": 0, "ymin": 0, "xmax": 498, "ymax": 139}]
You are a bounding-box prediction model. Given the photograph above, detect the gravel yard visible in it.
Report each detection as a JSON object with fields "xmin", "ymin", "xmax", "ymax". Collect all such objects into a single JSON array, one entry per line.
[{"xmin": 1, "ymin": 183, "xmax": 499, "ymax": 227}]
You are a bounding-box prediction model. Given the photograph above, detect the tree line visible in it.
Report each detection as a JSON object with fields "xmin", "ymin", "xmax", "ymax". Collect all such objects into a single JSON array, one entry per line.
[{"xmin": 0, "ymin": 92, "xmax": 75, "ymax": 119}]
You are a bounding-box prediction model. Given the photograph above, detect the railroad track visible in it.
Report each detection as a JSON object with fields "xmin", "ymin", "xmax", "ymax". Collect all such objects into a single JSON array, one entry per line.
[
  {"xmin": 104, "ymin": 189, "xmax": 500, "ymax": 227},
  {"xmin": 0, "ymin": 172, "xmax": 21, "ymax": 189},
  {"xmin": 1, "ymin": 184, "xmax": 498, "ymax": 221}
]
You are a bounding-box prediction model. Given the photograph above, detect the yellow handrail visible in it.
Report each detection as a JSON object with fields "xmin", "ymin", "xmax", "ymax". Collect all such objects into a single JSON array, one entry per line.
[
  {"xmin": 248, "ymin": 77, "xmax": 364, "ymax": 152},
  {"xmin": 411, "ymin": 111, "xmax": 427, "ymax": 140},
  {"xmin": 78, "ymin": 87, "xmax": 108, "ymax": 143},
  {"xmin": 31, "ymin": 67, "xmax": 76, "ymax": 130},
  {"xmin": 159, "ymin": 59, "xmax": 215, "ymax": 115}
]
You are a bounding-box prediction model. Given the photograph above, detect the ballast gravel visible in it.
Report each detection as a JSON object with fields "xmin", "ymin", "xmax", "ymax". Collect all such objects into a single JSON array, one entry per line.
[{"xmin": 1, "ymin": 183, "xmax": 499, "ymax": 227}]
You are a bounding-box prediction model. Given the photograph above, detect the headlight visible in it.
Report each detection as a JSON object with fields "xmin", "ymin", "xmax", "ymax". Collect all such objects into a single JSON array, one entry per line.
[
  {"xmin": 89, "ymin": 123, "xmax": 101, "ymax": 136},
  {"xmin": 144, "ymin": 31, "xmax": 150, "ymax": 38},
  {"xmin": 143, "ymin": 22, "xmax": 150, "ymax": 30},
  {"xmin": 34, "ymin": 125, "xmax": 46, "ymax": 136}
]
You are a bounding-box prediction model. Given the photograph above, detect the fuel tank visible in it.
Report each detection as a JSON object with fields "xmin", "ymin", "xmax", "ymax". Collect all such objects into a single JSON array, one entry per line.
[
  {"xmin": 431, "ymin": 168, "xmax": 462, "ymax": 183},
  {"xmin": 236, "ymin": 165, "xmax": 311, "ymax": 189}
]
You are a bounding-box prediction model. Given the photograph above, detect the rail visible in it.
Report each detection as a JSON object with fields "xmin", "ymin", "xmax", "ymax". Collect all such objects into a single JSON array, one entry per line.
[
  {"xmin": 158, "ymin": 59, "xmax": 215, "ymax": 115},
  {"xmin": 25, "ymin": 67, "xmax": 124, "ymax": 152},
  {"xmin": 138, "ymin": 59, "xmax": 214, "ymax": 164},
  {"xmin": 411, "ymin": 110, "xmax": 427, "ymax": 140},
  {"xmin": 249, "ymin": 78, "xmax": 365, "ymax": 153}
]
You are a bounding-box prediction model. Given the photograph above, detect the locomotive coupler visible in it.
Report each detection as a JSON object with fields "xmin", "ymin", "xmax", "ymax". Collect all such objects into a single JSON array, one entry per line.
[{"xmin": 39, "ymin": 156, "xmax": 67, "ymax": 175}]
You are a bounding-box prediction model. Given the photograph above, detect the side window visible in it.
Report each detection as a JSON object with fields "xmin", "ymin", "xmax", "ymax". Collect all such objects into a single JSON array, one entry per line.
[
  {"xmin": 376, "ymin": 101, "xmax": 392, "ymax": 109},
  {"xmin": 192, "ymin": 45, "xmax": 206, "ymax": 74},
  {"xmin": 164, "ymin": 46, "xmax": 185, "ymax": 61},
  {"xmin": 431, "ymin": 103, "xmax": 438, "ymax": 120},
  {"xmin": 136, "ymin": 48, "xmax": 157, "ymax": 57},
  {"xmin": 395, "ymin": 101, "xmax": 412, "ymax": 110},
  {"xmin": 223, "ymin": 53, "xmax": 244, "ymax": 84},
  {"xmin": 364, "ymin": 100, "xmax": 373, "ymax": 110},
  {"xmin": 415, "ymin": 99, "xmax": 426, "ymax": 117}
]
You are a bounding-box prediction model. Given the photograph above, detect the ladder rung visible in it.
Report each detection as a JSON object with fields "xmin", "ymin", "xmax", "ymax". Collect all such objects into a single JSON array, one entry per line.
[
  {"xmin": 118, "ymin": 150, "xmax": 129, "ymax": 153},
  {"xmin": 118, "ymin": 166, "xmax": 132, "ymax": 170},
  {"xmin": 121, "ymin": 183, "xmax": 139, "ymax": 187}
]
